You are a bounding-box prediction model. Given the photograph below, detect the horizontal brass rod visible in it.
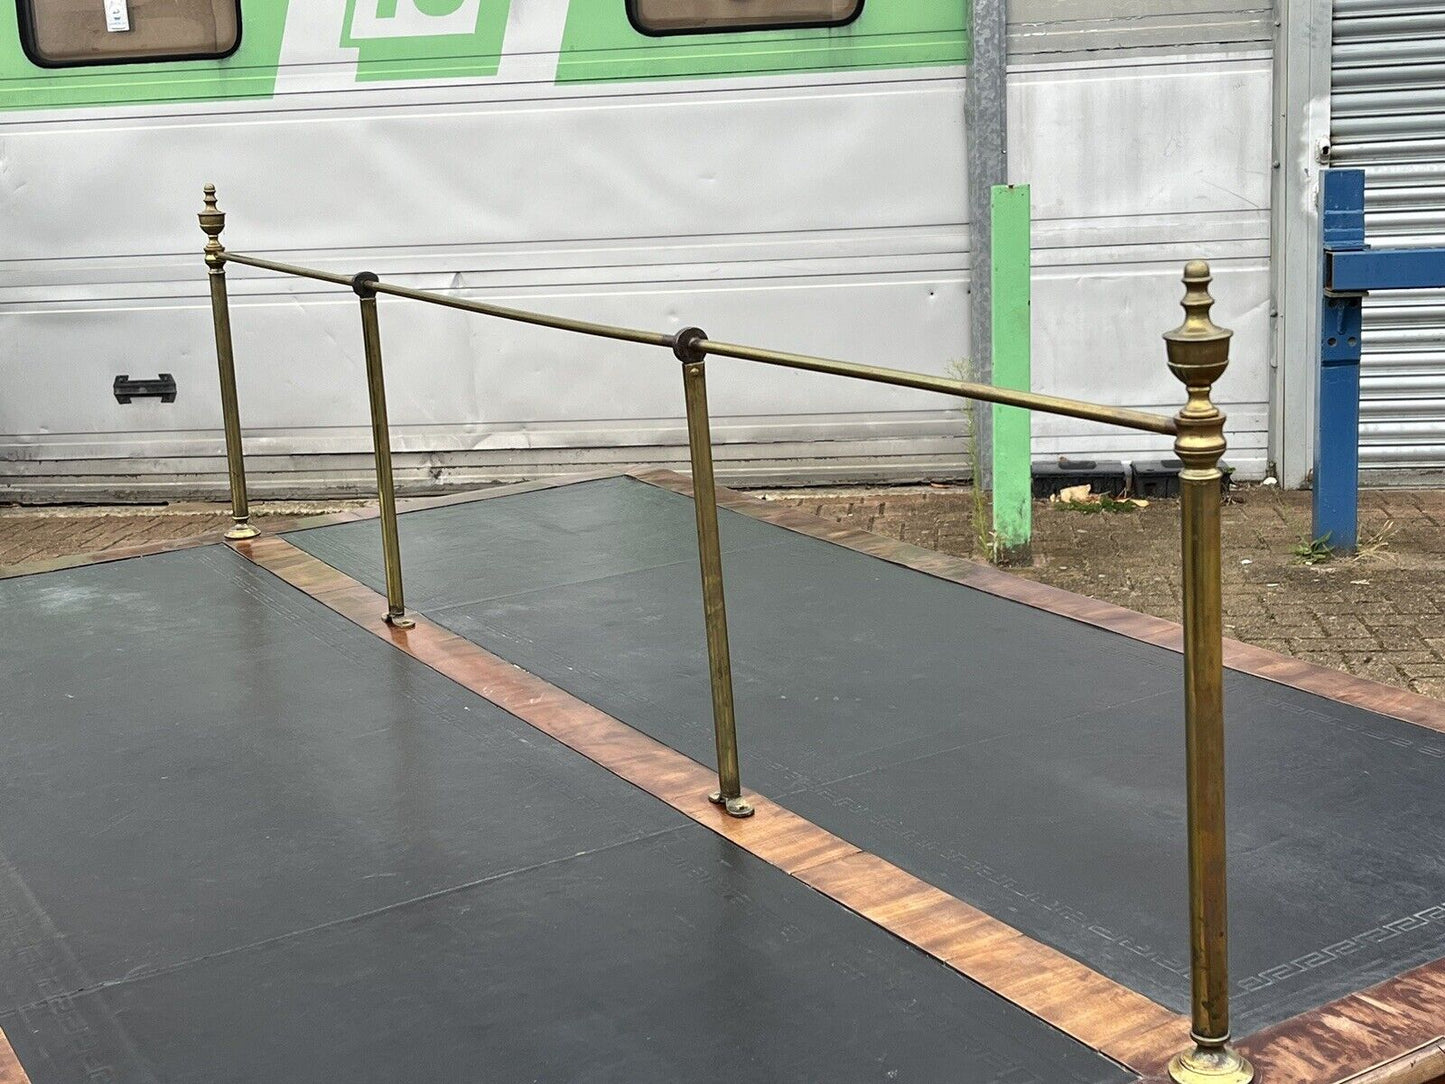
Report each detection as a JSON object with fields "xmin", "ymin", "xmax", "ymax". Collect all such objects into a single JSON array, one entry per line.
[
  {"xmin": 696, "ymin": 339, "xmax": 1179, "ymax": 436},
  {"xmin": 220, "ymin": 251, "xmax": 1177, "ymax": 436},
  {"xmin": 221, "ymin": 252, "xmax": 356, "ymax": 288},
  {"xmin": 223, "ymin": 252, "xmax": 671, "ymax": 349},
  {"xmin": 364, "ymin": 279, "xmax": 675, "ymax": 349}
]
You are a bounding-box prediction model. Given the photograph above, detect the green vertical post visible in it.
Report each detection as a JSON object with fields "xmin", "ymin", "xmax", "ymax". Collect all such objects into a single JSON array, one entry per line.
[{"xmin": 990, "ymin": 184, "xmax": 1032, "ymax": 565}]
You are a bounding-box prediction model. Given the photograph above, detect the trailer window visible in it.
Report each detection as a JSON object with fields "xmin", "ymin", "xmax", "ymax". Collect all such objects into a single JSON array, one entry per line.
[
  {"xmin": 627, "ymin": 0, "xmax": 863, "ymax": 36},
  {"xmin": 18, "ymin": 0, "xmax": 241, "ymax": 67}
]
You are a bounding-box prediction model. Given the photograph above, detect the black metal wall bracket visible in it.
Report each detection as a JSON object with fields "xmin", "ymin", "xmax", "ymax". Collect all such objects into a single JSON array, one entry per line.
[{"xmin": 114, "ymin": 374, "xmax": 177, "ymax": 404}]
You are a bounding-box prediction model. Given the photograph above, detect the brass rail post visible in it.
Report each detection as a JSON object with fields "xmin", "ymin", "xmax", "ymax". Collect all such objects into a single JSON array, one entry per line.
[
  {"xmin": 675, "ymin": 329, "xmax": 752, "ymax": 818},
  {"xmin": 1165, "ymin": 262, "xmax": 1252, "ymax": 1084},
  {"xmin": 199, "ymin": 185, "xmax": 258, "ymax": 540},
  {"xmin": 353, "ymin": 272, "xmax": 414, "ymax": 629}
]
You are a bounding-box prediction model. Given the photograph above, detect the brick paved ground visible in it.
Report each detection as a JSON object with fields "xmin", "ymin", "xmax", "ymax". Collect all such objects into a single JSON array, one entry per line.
[
  {"xmin": 760, "ymin": 485, "xmax": 1445, "ymax": 701},
  {"xmin": 0, "ymin": 502, "xmax": 348, "ymax": 567},
  {"xmin": 4, "ymin": 485, "xmax": 1442, "ymax": 700}
]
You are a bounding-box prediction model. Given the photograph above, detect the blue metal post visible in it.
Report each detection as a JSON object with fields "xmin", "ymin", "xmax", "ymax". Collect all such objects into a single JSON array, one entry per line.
[{"xmin": 1312, "ymin": 169, "xmax": 1366, "ymax": 553}]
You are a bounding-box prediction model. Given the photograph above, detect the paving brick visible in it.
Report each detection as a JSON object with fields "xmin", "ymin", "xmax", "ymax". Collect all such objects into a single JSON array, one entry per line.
[
  {"xmin": 0, "ymin": 505, "xmax": 333, "ymax": 568},
  {"xmin": 1401, "ymin": 663, "xmax": 1445, "ymax": 679}
]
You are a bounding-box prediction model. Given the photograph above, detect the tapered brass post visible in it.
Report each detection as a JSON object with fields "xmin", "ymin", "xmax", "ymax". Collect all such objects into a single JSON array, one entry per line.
[
  {"xmin": 1165, "ymin": 262, "xmax": 1252, "ymax": 1084},
  {"xmin": 676, "ymin": 328, "xmax": 752, "ymax": 818},
  {"xmin": 354, "ymin": 273, "xmax": 414, "ymax": 630},
  {"xmin": 199, "ymin": 185, "xmax": 259, "ymax": 540}
]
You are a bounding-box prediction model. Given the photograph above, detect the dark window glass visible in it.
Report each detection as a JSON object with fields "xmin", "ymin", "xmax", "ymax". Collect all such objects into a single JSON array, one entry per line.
[
  {"xmin": 628, "ymin": 0, "xmax": 863, "ymax": 36},
  {"xmin": 18, "ymin": 0, "xmax": 242, "ymax": 67}
]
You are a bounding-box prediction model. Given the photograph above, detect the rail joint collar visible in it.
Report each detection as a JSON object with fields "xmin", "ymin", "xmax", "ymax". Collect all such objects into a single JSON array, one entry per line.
[
  {"xmin": 672, "ymin": 327, "xmax": 708, "ymax": 365},
  {"xmin": 351, "ymin": 271, "xmax": 380, "ymax": 299}
]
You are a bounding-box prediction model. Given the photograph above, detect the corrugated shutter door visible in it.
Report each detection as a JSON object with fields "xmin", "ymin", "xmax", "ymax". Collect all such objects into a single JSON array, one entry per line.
[{"xmin": 1331, "ymin": 1, "xmax": 1445, "ymax": 477}]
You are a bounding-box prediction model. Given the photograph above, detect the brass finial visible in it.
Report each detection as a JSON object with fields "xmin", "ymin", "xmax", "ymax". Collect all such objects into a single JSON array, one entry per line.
[
  {"xmin": 200, "ymin": 183, "xmax": 226, "ymax": 270},
  {"xmin": 1165, "ymin": 260, "xmax": 1230, "ymax": 475}
]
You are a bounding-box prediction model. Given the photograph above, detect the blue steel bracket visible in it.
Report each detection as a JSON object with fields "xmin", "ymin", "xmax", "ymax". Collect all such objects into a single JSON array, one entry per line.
[
  {"xmin": 1321, "ymin": 169, "xmax": 1366, "ymax": 250},
  {"xmin": 1313, "ymin": 169, "xmax": 1366, "ymax": 553},
  {"xmin": 1320, "ymin": 294, "xmax": 1364, "ymax": 368},
  {"xmin": 1329, "ymin": 247, "xmax": 1445, "ymax": 293},
  {"xmin": 1313, "ymin": 170, "xmax": 1445, "ymax": 551},
  {"xmin": 1315, "ymin": 290, "xmax": 1364, "ymax": 553}
]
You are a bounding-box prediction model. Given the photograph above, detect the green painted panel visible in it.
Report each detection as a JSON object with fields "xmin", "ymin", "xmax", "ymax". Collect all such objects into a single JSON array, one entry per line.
[
  {"xmin": 0, "ymin": 1, "xmax": 289, "ymax": 111},
  {"xmin": 557, "ymin": 1, "xmax": 969, "ymax": 83},
  {"xmin": 991, "ymin": 184, "xmax": 1032, "ymax": 560},
  {"xmin": 340, "ymin": 0, "xmax": 511, "ymax": 83}
]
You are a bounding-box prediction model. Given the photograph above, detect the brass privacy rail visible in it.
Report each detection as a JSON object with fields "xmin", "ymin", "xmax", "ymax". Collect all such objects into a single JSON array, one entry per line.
[
  {"xmin": 199, "ymin": 185, "xmax": 1249, "ymax": 1084},
  {"xmin": 221, "ymin": 250, "xmax": 1179, "ymax": 436}
]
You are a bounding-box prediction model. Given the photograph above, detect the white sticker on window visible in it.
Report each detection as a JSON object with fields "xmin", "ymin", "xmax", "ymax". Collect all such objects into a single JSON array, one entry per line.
[{"xmin": 104, "ymin": 0, "xmax": 131, "ymax": 32}]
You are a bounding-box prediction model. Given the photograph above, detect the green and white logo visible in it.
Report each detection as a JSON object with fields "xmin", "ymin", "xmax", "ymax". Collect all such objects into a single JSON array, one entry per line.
[{"xmin": 342, "ymin": 0, "xmax": 513, "ymax": 82}]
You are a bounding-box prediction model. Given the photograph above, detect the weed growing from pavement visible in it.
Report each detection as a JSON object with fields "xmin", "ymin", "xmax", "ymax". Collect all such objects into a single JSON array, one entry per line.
[
  {"xmin": 1353, "ymin": 521, "xmax": 1397, "ymax": 562},
  {"xmin": 1290, "ymin": 521, "xmax": 1395, "ymax": 566},
  {"xmin": 1292, "ymin": 535, "xmax": 1335, "ymax": 565},
  {"xmin": 947, "ymin": 358, "xmax": 994, "ymax": 560},
  {"xmin": 1056, "ymin": 496, "xmax": 1144, "ymax": 515}
]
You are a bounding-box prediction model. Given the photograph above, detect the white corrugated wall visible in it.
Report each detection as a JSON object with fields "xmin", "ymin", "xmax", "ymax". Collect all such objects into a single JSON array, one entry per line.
[{"xmin": 1331, "ymin": 1, "xmax": 1445, "ymax": 478}]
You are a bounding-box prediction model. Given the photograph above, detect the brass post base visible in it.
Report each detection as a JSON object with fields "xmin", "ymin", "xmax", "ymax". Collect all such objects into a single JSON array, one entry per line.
[
  {"xmin": 385, "ymin": 612, "xmax": 416, "ymax": 630},
  {"xmin": 225, "ymin": 522, "xmax": 260, "ymax": 541},
  {"xmin": 709, "ymin": 791, "xmax": 755, "ymax": 818},
  {"xmin": 1168, "ymin": 1042, "xmax": 1254, "ymax": 1084}
]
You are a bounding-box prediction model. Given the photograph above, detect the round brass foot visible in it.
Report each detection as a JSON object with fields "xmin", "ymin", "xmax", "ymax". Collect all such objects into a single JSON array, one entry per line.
[
  {"xmin": 385, "ymin": 613, "xmax": 416, "ymax": 630},
  {"xmin": 225, "ymin": 523, "xmax": 260, "ymax": 541},
  {"xmin": 1168, "ymin": 1044, "xmax": 1254, "ymax": 1084},
  {"xmin": 708, "ymin": 791, "xmax": 755, "ymax": 818}
]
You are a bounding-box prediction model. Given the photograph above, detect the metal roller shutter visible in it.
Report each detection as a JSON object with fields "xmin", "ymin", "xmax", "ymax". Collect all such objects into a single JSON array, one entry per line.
[{"xmin": 1331, "ymin": 0, "xmax": 1445, "ymax": 478}]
